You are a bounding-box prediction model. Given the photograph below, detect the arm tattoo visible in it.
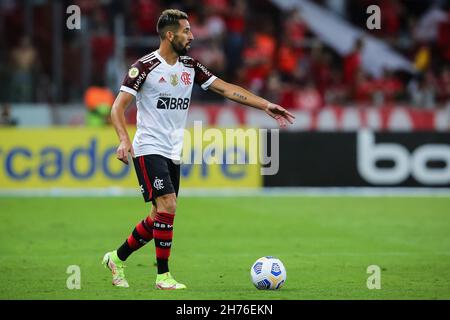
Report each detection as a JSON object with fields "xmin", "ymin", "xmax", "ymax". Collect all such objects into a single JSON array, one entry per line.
[{"xmin": 233, "ymin": 92, "xmax": 247, "ymax": 101}]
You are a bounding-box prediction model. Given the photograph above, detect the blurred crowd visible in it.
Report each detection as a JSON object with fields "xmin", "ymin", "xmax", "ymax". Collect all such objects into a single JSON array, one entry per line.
[{"xmin": 1, "ymin": 0, "xmax": 450, "ymax": 111}]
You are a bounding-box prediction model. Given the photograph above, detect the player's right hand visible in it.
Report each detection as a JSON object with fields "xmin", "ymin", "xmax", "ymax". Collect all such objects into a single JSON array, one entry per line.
[
  {"xmin": 265, "ymin": 103, "xmax": 296, "ymax": 128},
  {"xmin": 116, "ymin": 140, "xmax": 135, "ymax": 165}
]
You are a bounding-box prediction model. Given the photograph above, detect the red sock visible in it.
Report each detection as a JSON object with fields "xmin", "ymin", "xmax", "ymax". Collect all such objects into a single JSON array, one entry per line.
[
  {"xmin": 116, "ymin": 215, "xmax": 154, "ymax": 261},
  {"xmin": 127, "ymin": 215, "xmax": 154, "ymax": 250},
  {"xmin": 153, "ymin": 212, "xmax": 174, "ymax": 273}
]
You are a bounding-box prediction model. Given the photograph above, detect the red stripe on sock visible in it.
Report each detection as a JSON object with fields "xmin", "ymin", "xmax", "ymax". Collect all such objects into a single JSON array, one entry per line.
[
  {"xmin": 153, "ymin": 229, "xmax": 173, "ymax": 240},
  {"xmin": 136, "ymin": 221, "xmax": 153, "ymax": 239},
  {"xmin": 127, "ymin": 234, "xmax": 140, "ymax": 250},
  {"xmin": 155, "ymin": 217, "xmax": 173, "ymax": 225},
  {"xmin": 156, "ymin": 248, "xmax": 171, "ymax": 259},
  {"xmin": 155, "ymin": 212, "xmax": 174, "ymax": 224}
]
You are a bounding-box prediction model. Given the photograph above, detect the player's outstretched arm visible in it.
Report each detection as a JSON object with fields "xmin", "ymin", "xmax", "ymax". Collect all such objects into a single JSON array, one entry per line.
[
  {"xmin": 209, "ymin": 78, "xmax": 295, "ymax": 128},
  {"xmin": 111, "ymin": 91, "xmax": 135, "ymax": 165}
]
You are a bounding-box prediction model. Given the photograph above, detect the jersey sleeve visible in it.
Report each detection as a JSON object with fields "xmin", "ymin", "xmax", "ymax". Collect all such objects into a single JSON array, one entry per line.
[
  {"xmin": 194, "ymin": 60, "xmax": 217, "ymax": 91},
  {"xmin": 120, "ymin": 61, "xmax": 147, "ymax": 96}
]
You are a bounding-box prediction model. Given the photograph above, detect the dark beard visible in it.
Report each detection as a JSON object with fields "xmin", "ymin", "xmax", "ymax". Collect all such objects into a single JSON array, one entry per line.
[{"xmin": 170, "ymin": 39, "xmax": 188, "ymax": 56}]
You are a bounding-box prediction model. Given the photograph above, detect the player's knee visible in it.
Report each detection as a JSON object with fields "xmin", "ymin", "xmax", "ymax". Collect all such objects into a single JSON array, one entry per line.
[
  {"xmin": 150, "ymin": 206, "xmax": 157, "ymax": 219},
  {"xmin": 165, "ymin": 201, "xmax": 176, "ymax": 213},
  {"xmin": 157, "ymin": 194, "xmax": 177, "ymax": 213}
]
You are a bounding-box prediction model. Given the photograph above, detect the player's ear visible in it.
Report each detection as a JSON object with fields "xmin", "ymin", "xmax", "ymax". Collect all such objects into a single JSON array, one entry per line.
[{"xmin": 167, "ymin": 30, "xmax": 174, "ymax": 41}]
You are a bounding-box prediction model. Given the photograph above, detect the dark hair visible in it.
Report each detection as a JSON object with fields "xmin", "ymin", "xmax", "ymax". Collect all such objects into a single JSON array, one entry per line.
[{"xmin": 157, "ymin": 9, "xmax": 188, "ymax": 39}]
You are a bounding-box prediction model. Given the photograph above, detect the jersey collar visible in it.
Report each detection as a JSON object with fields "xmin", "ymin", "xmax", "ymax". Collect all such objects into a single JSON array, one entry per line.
[{"xmin": 154, "ymin": 50, "xmax": 179, "ymax": 67}]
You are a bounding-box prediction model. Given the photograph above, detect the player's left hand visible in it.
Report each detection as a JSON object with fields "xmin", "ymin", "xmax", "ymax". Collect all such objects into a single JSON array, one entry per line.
[{"xmin": 265, "ymin": 103, "xmax": 296, "ymax": 128}]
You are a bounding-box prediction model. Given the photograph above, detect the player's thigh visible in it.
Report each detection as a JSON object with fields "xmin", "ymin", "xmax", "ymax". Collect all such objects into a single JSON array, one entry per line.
[
  {"xmin": 168, "ymin": 159, "xmax": 181, "ymax": 198},
  {"xmin": 154, "ymin": 158, "xmax": 180, "ymax": 213},
  {"xmin": 132, "ymin": 154, "xmax": 176, "ymax": 205}
]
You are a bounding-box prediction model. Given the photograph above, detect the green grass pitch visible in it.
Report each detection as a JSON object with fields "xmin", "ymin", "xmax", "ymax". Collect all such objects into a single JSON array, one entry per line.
[{"xmin": 0, "ymin": 195, "xmax": 449, "ymax": 300}]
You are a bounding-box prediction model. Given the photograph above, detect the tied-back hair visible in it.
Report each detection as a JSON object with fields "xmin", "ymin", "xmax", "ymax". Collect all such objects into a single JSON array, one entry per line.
[{"xmin": 157, "ymin": 9, "xmax": 189, "ymax": 39}]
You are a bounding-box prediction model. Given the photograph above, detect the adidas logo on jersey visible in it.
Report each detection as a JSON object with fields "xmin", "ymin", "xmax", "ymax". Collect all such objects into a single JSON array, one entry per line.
[{"xmin": 159, "ymin": 77, "xmax": 166, "ymax": 83}]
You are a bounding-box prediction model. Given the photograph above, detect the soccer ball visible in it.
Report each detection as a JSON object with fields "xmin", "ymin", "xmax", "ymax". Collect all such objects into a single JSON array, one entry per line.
[{"xmin": 250, "ymin": 256, "xmax": 286, "ymax": 290}]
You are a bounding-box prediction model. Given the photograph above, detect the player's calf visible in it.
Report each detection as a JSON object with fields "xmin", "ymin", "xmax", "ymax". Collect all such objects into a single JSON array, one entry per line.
[
  {"xmin": 153, "ymin": 211, "xmax": 175, "ymax": 274},
  {"xmin": 116, "ymin": 215, "xmax": 155, "ymax": 261}
]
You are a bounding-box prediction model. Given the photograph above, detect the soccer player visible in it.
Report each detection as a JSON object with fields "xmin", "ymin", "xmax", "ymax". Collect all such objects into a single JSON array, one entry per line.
[{"xmin": 102, "ymin": 9, "xmax": 295, "ymax": 290}]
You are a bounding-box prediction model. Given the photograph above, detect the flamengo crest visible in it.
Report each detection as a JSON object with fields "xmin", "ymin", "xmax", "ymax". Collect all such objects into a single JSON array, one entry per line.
[{"xmin": 181, "ymin": 71, "xmax": 192, "ymax": 85}]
